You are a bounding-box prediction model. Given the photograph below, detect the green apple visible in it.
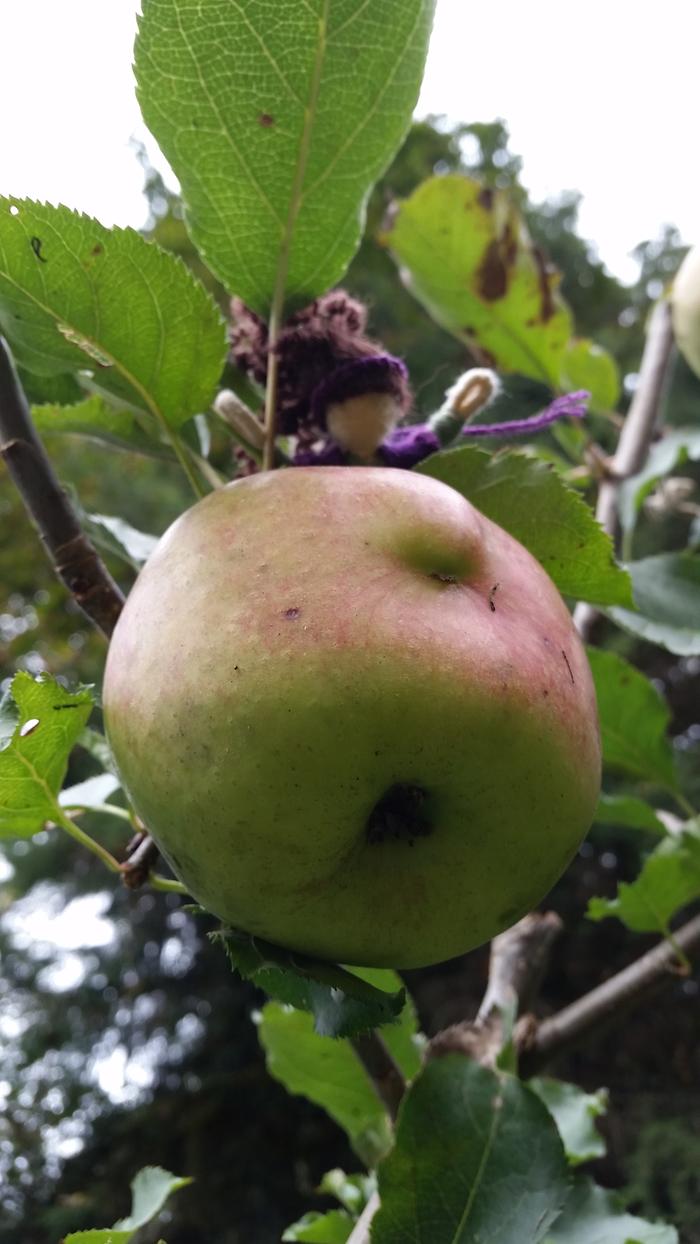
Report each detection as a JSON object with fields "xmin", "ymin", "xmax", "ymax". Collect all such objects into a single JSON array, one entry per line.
[
  {"xmin": 103, "ymin": 467, "xmax": 600, "ymax": 968},
  {"xmin": 672, "ymin": 245, "xmax": 700, "ymax": 379}
]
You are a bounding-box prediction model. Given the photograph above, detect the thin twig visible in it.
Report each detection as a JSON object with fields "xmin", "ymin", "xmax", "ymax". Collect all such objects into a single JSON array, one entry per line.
[
  {"xmin": 350, "ymin": 1032, "xmax": 406, "ymax": 1122},
  {"xmin": 121, "ymin": 831, "xmax": 161, "ymax": 889},
  {"xmin": 520, "ymin": 911, "xmax": 700, "ymax": 1075},
  {"xmin": 0, "ymin": 336, "xmax": 124, "ymax": 638},
  {"xmin": 53, "ymin": 805, "xmax": 123, "ymax": 875},
  {"xmin": 262, "ymin": 304, "xmax": 282, "ymax": 472},
  {"xmin": 347, "ymin": 1191, "xmax": 380, "ymax": 1244},
  {"xmin": 575, "ymin": 299, "xmax": 675, "ymax": 640}
]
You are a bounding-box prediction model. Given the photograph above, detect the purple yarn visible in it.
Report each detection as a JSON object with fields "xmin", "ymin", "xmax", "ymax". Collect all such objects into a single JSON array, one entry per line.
[
  {"xmin": 310, "ymin": 354, "xmax": 409, "ymax": 424},
  {"xmin": 292, "ymin": 390, "xmax": 590, "ymax": 469},
  {"xmin": 460, "ymin": 390, "xmax": 590, "ymax": 439},
  {"xmin": 378, "ymin": 424, "xmax": 441, "ymax": 468},
  {"xmin": 376, "ymin": 390, "xmax": 590, "ymax": 468}
]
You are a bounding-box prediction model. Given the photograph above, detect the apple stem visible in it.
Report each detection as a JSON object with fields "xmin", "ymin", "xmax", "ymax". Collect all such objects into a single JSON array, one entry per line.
[{"xmin": 148, "ymin": 873, "xmax": 189, "ymax": 895}]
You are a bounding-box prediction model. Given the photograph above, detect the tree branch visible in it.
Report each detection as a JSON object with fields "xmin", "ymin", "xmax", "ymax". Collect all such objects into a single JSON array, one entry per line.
[
  {"xmin": 427, "ymin": 912, "xmax": 563, "ymax": 1067},
  {"xmin": 574, "ymin": 298, "xmax": 675, "ymax": 641},
  {"xmin": 350, "ymin": 1032, "xmax": 406, "ymax": 1122},
  {"xmin": 0, "ymin": 336, "xmax": 124, "ymax": 637},
  {"xmin": 350, "ymin": 914, "xmax": 563, "ymax": 1240},
  {"xmin": 0, "ymin": 340, "xmax": 168, "ymax": 885},
  {"xmin": 520, "ymin": 911, "xmax": 700, "ymax": 1075}
]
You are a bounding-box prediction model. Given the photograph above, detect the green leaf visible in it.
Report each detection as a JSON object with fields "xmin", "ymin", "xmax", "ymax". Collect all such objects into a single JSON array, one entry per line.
[
  {"xmin": 609, "ymin": 553, "xmax": 700, "ymax": 656},
  {"xmin": 0, "ymin": 199, "xmax": 226, "ymax": 429},
  {"xmin": 113, "ymin": 1167, "xmax": 192, "ymax": 1231},
  {"xmin": 588, "ymin": 829, "xmax": 700, "ymax": 932},
  {"xmin": 528, "ymin": 1078, "xmax": 608, "ymax": 1166},
  {"xmin": 78, "ymin": 727, "xmax": 118, "ymax": 775},
  {"xmin": 417, "ymin": 445, "xmax": 632, "ymax": 607},
  {"xmin": 0, "ymin": 673, "xmax": 94, "ymax": 838},
  {"xmin": 318, "ymin": 1169, "xmax": 374, "ymax": 1215},
  {"xmin": 586, "ymin": 648, "xmax": 677, "ymax": 790},
  {"xmin": 282, "ymin": 1210, "xmax": 353, "ymax": 1242},
  {"xmin": 65, "ymin": 1166, "xmax": 191, "ymax": 1244},
  {"xmin": 559, "ymin": 339, "xmax": 620, "ymax": 412},
  {"xmin": 64, "ymin": 1233, "xmax": 132, "ymax": 1244},
  {"xmin": 32, "ymin": 395, "xmax": 170, "ymax": 458},
  {"xmin": 18, "ymin": 364, "xmax": 84, "ymax": 405},
  {"xmin": 372, "ymin": 1056, "xmax": 570, "ymax": 1244},
  {"xmin": 79, "ymin": 511, "xmax": 159, "ymax": 571},
  {"xmin": 59, "ymin": 773, "xmax": 121, "ymax": 811},
  {"xmin": 135, "ymin": 0, "xmax": 435, "ymax": 317},
  {"xmin": 618, "ymin": 428, "xmax": 700, "ymax": 534},
  {"xmin": 544, "ymin": 1174, "xmax": 678, "ymax": 1243},
  {"xmin": 214, "ymin": 927, "xmax": 405, "ymax": 1038},
  {"xmin": 593, "ymin": 793, "xmax": 666, "ymax": 835},
  {"xmin": 383, "ymin": 174, "xmax": 572, "ymax": 386},
  {"xmin": 257, "ymin": 975, "xmax": 421, "ymax": 1167}
]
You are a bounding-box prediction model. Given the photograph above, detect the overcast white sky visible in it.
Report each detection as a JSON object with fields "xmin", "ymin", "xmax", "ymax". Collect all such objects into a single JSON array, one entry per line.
[{"xmin": 0, "ymin": 0, "xmax": 697, "ymax": 284}]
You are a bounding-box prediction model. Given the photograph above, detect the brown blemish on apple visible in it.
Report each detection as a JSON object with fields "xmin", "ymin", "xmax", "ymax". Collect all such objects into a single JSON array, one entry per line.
[
  {"xmin": 489, "ymin": 583, "xmax": 499, "ymax": 612},
  {"xmin": 283, "ymin": 607, "xmax": 301, "ymax": 620},
  {"xmin": 561, "ymin": 649, "xmax": 575, "ymax": 684},
  {"xmin": 366, "ymin": 783, "xmax": 433, "ymax": 846},
  {"xmin": 430, "ymin": 571, "xmax": 458, "ymax": 585}
]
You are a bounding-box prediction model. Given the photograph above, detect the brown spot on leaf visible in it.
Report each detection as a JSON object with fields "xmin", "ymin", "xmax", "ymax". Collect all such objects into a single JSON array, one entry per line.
[
  {"xmin": 532, "ymin": 245, "xmax": 556, "ymax": 323},
  {"xmin": 30, "ymin": 236, "xmax": 46, "ymax": 263},
  {"xmin": 91, "ymin": 243, "xmax": 103, "ymax": 256},
  {"xmin": 477, "ymin": 239, "xmax": 508, "ymax": 300},
  {"xmin": 476, "ymin": 221, "xmax": 517, "ymax": 303},
  {"xmin": 502, "ymin": 222, "xmax": 517, "ymax": 266},
  {"xmin": 258, "ymin": 112, "xmax": 275, "ymax": 127}
]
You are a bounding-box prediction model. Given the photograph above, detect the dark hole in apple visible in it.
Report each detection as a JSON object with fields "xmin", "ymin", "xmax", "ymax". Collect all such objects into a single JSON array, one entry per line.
[{"xmin": 366, "ymin": 782, "xmax": 433, "ymax": 846}]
